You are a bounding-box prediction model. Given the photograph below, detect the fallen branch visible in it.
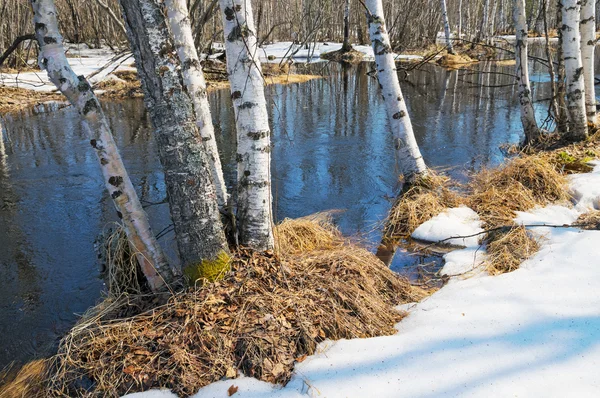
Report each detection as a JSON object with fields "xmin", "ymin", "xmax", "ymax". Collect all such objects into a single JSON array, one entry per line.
[{"xmin": 0, "ymin": 34, "xmax": 35, "ymax": 67}]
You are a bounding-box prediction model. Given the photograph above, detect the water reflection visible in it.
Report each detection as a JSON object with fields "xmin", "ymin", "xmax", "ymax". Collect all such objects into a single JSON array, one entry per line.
[{"xmin": 0, "ymin": 54, "xmax": 571, "ymax": 367}]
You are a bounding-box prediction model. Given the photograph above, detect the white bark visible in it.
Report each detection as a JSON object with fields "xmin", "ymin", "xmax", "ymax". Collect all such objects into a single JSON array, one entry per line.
[
  {"xmin": 31, "ymin": 0, "xmax": 172, "ymax": 291},
  {"xmin": 458, "ymin": 0, "xmax": 463, "ymax": 40},
  {"xmin": 218, "ymin": 0, "xmax": 274, "ymax": 250},
  {"xmin": 581, "ymin": 0, "xmax": 597, "ymax": 121},
  {"xmin": 477, "ymin": 0, "xmax": 491, "ymax": 43},
  {"xmin": 342, "ymin": 0, "xmax": 351, "ymax": 51},
  {"xmin": 364, "ymin": 0, "xmax": 427, "ymax": 183},
  {"xmin": 514, "ymin": 0, "xmax": 540, "ymax": 143},
  {"xmin": 165, "ymin": 0, "xmax": 228, "ymax": 210},
  {"xmin": 440, "ymin": 0, "xmax": 455, "ymax": 54},
  {"xmin": 119, "ymin": 0, "xmax": 230, "ymax": 267},
  {"xmin": 561, "ymin": 0, "xmax": 589, "ymax": 140}
]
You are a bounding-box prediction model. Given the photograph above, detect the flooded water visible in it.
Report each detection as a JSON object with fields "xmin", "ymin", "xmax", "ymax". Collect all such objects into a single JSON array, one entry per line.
[{"xmin": 0, "ymin": 56, "xmax": 573, "ymax": 368}]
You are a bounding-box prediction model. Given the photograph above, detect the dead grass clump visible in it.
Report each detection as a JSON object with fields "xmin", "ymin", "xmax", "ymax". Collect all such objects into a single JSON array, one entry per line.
[
  {"xmin": 274, "ymin": 213, "xmax": 343, "ymax": 254},
  {"xmin": 384, "ymin": 173, "xmax": 462, "ymax": 241},
  {"xmin": 320, "ymin": 48, "xmax": 364, "ymax": 64},
  {"xmin": 575, "ymin": 211, "xmax": 600, "ymax": 230},
  {"xmin": 436, "ymin": 53, "xmax": 475, "ymax": 68},
  {"xmin": 0, "ymin": 86, "xmax": 62, "ymax": 114},
  {"xmin": 486, "ymin": 226, "xmax": 540, "ymax": 274},
  {"xmin": 46, "ymin": 220, "xmax": 426, "ymax": 397},
  {"xmin": 0, "ymin": 359, "xmax": 48, "ymax": 398},
  {"xmin": 469, "ymin": 156, "xmax": 569, "ymax": 227}
]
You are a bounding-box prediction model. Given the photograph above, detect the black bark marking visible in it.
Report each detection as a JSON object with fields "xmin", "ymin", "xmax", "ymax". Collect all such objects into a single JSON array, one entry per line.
[
  {"xmin": 232, "ymin": 90, "xmax": 242, "ymax": 100},
  {"xmin": 108, "ymin": 176, "xmax": 123, "ymax": 187},
  {"xmin": 111, "ymin": 190, "xmax": 122, "ymax": 199},
  {"xmin": 224, "ymin": 7, "xmax": 235, "ymax": 21},
  {"xmin": 82, "ymin": 99, "xmax": 99, "ymax": 115},
  {"xmin": 247, "ymin": 130, "xmax": 269, "ymax": 140},
  {"xmin": 392, "ymin": 111, "xmax": 406, "ymax": 119},
  {"xmin": 43, "ymin": 36, "xmax": 57, "ymax": 44},
  {"xmin": 239, "ymin": 101, "xmax": 256, "ymax": 110},
  {"xmin": 90, "ymin": 139, "xmax": 97, "ymax": 148}
]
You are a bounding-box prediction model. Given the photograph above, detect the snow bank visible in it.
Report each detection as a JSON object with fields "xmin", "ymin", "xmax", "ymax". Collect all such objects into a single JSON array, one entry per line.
[
  {"xmin": 124, "ymin": 173, "xmax": 600, "ymax": 397},
  {"xmin": 258, "ymin": 41, "xmax": 423, "ymax": 64},
  {"xmin": 0, "ymin": 44, "xmax": 135, "ymax": 92},
  {"xmin": 411, "ymin": 206, "xmax": 484, "ymax": 248}
]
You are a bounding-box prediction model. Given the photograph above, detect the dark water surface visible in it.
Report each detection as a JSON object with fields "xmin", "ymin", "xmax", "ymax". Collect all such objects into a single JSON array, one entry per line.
[{"xmin": 0, "ymin": 59, "xmax": 562, "ymax": 368}]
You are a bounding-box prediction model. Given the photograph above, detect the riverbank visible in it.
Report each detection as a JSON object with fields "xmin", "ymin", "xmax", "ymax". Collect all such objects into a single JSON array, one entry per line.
[{"xmin": 119, "ymin": 141, "xmax": 600, "ymax": 397}]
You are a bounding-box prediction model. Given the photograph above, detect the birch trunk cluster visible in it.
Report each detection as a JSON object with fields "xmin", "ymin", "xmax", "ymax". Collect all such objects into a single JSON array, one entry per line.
[
  {"xmin": 364, "ymin": 0, "xmax": 428, "ymax": 184},
  {"xmin": 218, "ymin": 0, "xmax": 275, "ymax": 251},
  {"xmin": 30, "ymin": 0, "xmax": 172, "ymax": 291},
  {"xmin": 580, "ymin": 0, "xmax": 597, "ymax": 123},
  {"xmin": 164, "ymin": 0, "xmax": 229, "ymax": 210},
  {"xmin": 119, "ymin": 0, "xmax": 230, "ymax": 267},
  {"xmin": 514, "ymin": 0, "xmax": 540, "ymax": 144},
  {"xmin": 560, "ymin": 0, "xmax": 589, "ymax": 141}
]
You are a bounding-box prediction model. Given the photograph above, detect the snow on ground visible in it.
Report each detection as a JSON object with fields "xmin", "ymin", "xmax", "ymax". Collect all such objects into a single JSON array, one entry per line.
[
  {"xmin": 0, "ymin": 44, "xmax": 135, "ymax": 92},
  {"xmin": 125, "ymin": 161, "xmax": 600, "ymax": 398},
  {"xmin": 411, "ymin": 207, "xmax": 484, "ymax": 248},
  {"xmin": 257, "ymin": 41, "xmax": 423, "ymax": 64}
]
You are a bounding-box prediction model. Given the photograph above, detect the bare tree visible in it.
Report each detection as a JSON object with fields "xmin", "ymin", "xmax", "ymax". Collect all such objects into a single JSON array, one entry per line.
[
  {"xmin": 218, "ymin": 0, "xmax": 275, "ymax": 251},
  {"xmin": 30, "ymin": 0, "xmax": 173, "ymax": 291},
  {"xmin": 560, "ymin": 0, "xmax": 589, "ymax": 140},
  {"xmin": 580, "ymin": 0, "xmax": 597, "ymax": 123},
  {"xmin": 440, "ymin": 0, "xmax": 456, "ymax": 54},
  {"xmin": 119, "ymin": 0, "xmax": 230, "ymax": 268},
  {"xmin": 165, "ymin": 0, "xmax": 229, "ymax": 210},
  {"xmin": 364, "ymin": 0, "xmax": 428, "ymax": 183},
  {"xmin": 514, "ymin": 0, "xmax": 540, "ymax": 143}
]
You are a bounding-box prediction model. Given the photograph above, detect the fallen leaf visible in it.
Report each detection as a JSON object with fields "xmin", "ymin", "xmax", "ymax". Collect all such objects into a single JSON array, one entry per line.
[{"xmin": 228, "ymin": 384, "xmax": 239, "ymax": 396}]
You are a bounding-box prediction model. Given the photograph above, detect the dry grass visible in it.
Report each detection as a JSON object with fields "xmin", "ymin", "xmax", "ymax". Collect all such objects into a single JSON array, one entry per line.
[
  {"xmin": 320, "ymin": 48, "xmax": 364, "ymax": 64},
  {"xmin": 40, "ymin": 218, "xmax": 428, "ymax": 397},
  {"xmin": 575, "ymin": 211, "xmax": 600, "ymax": 230},
  {"xmin": 468, "ymin": 156, "xmax": 569, "ymax": 228},
  {"xmin": 0, "ymin": 86, "xmax": 63, "ymax": 114},
  {"xmin": 436, "ymin": 53, "xmax": 476, "ymax": 69},
  {"xmin": 485, "ymin": 226, "xmax": 540, "ymax": 274},
  {"xmin": 0, "ymin": 360, "xmax": 48, "ymax": 398},
  {"xmin": 384, "ymin": 173, "xmax": 462, "ymax": 242}
]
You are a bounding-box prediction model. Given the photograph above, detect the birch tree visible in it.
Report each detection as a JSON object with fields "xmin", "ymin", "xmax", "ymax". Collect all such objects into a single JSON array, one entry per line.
[
  {"xmin": 218, "ymin": 0, "xmax": 275, "ymax": 251},
  {"xmin": 441, "ymin": 0, "xmax": 456, "ymax": 54},
  {"xmin": 364, "ymin": 0, "xmax": 428, "ymax": 183},
  {"xmin": 342, "ymin": 0, "xmax": 352, "ymax": 51},
  {"xmin": 164, "ymin": 0, "xmax": 228, "ymax": 210},
  {"xmin": 514, "ymin": 0, "xmax": 540, "ymax": 143},
  {"xmin": 30, "ymin": 0, "xmax": 173, "ymax": 291},
  {"xmin": 119, "ymin": 0, "xmax": 230, "ymax": 268},
  {"xmin": 560, "ymin": 0, "xmax": 589, "ymax": 140},
  {"xmin": 580, "ymin": 0, "xmax": 597, "ymax": 123}
]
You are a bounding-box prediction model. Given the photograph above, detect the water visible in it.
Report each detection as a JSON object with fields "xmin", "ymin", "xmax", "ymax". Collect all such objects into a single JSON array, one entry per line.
[{"xmin": 0, "ymin": 58, "xmax": 560, "ymax": 368}]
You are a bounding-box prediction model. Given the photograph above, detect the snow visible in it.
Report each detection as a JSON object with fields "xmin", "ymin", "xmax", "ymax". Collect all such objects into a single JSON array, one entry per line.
[
  {"xmin": 0, "ymin": 44, "xmax": 135, "ymax": 92},
  {"xmin": 257, "ymin": 41, "xmax": 423, "ymax": 64},
  {"xmin": 122, "ymin": 165, "xmax": 600, "ymax": 398},
  {"xmin": 440, "ymin": 247, "xmax": 487, "ymax": 277},
  {"xmin": 411, "ymin": 206, "xmax": 484, "ymax": 248}
]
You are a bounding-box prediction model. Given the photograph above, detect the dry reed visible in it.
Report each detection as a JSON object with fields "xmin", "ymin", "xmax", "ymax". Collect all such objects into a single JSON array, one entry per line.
[{"xmin": 41, "ymin": 218, "xmax": 427, "ymax": 397}]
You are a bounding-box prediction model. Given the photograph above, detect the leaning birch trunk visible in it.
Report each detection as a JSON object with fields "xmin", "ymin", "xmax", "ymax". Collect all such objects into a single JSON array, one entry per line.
[
  {"xmin": 561, "ymin": 0, "xmax": 589, "ymax": 140},
  {"xmin": 218, "ymin": 0, "xmax": 275, "ymax": 251},
  {"xmin": 440, "ymin": 0, "xmax": 456, "ymax": 54},
  {"xmin": 364, "ymin": 0, "xmax": 427, "ymax": 183},
  {"xmin": 342, "ymin": 0, "xmax": 352, "ymax": 51},
  {"xmin": 119, "ymin": 0, "xmax": 230, "ymax": 269},
  {"xmin": 164, "ymin": 0, "xmax": 228, "ymax": 210},
  {"xmin": 514, "ymin": 0, "xmax": 540, "ymax": 144},
  {"xmin": 580, "ymin": 0, "xmax": 597, "ymax": 123},
  {"xmin": 30, "ymin": 0, "xmax": 172, "ymax": 291}
]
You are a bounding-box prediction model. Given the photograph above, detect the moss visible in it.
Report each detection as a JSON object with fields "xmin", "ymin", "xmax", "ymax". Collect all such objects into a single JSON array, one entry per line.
[{"xmin": 183, "ymin": 251, "xmax": 231, "ymax": 284}]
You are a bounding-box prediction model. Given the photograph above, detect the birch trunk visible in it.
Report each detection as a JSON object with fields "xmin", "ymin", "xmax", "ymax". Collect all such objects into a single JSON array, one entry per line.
[
  {"xmin": 164, "ymin": 0, "xmax": 228, "ymax": 210},
  {"xmin": 218, "ymin": 0, "xmax": 275, "ymax": 250},
  {"xmin": 440, "ymin": 0, "xmax": 456, "ymax": 54},
  {"xmin": 119, "ymin": 0, "xmax": 230, "ymax": 267},
  {"xmin": 561, "ymin": 0, "xmax": 589, "ymax": 140},
  {"xmin": 514, "ymin": 0, "xmax": 540, "ymax": 143},
  {"xmin": 476, "ymin": 0, "xmax": 491, "ymax": 43},
  {"xmin": 364, "ymin": 0, "xmax": 427, "ymax": 183},
  {"xmin": 580, "ymin": 0, "xmax": 597, "ymax": 122},
  {"xmin": 342, "ymin": 0, "xmax": 352, "ymax": 51},
  {"xmin": 30, "ymin": 0, "xmax": 172, "ymax": 291},
  {"xmin": 458, "ymin": 0, "xmax": 463, "ymax": 40}
]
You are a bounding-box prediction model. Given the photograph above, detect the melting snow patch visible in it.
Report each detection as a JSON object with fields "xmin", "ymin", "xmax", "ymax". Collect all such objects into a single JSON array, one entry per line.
[{"xmin": 411, "ymin": 206, "xmax": 484, "ymax": 248}]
